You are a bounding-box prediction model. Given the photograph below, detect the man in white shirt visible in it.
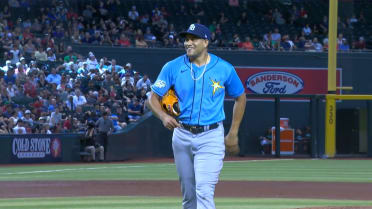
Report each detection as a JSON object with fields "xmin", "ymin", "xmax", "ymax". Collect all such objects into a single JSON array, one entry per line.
[
  {"xmin": 13, "ymin": 119, "xmax": 27, "ymax": 134},
  {"xmin": 73, "ymin": 89, "xmax": 87, "ymax": 107},
  {"xmin": 136, "ymin": 74, "xmax": 151, "ymax": 90},
  {"xmin": 86, "ymin": 52, "xmax": 98, "ymax": 71}
]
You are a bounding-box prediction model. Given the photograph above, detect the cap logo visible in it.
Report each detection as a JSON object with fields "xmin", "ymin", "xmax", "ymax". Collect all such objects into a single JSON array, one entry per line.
[{"xmin": 189, "ymin": 24, "xmax": 195, "ymax": 31}]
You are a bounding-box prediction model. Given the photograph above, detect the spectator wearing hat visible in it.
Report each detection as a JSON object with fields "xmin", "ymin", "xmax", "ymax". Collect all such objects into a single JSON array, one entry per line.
[
  {"xmin": 47, "ymin": 48, "xmax": 56, "ymax": 62},
  {"xmin": 2, "ymin": 60, "xmax": 12, "ymax": 73},
  {"xmin": 86, "ymin": 52, "xmax": 98, "ymax": 70},
  {"xmin": 21, "ymin": 109, "xmax": 34, "ymax": 128},
  {"xmin": 124, "ymin": 63, "xmax": 135, "ymax": 76}
]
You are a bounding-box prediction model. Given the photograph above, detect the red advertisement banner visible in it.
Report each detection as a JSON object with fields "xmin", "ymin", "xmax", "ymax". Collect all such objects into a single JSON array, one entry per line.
[{"xmin": 235, "ymin": 66, "xmax": 342, "ymax": 95}]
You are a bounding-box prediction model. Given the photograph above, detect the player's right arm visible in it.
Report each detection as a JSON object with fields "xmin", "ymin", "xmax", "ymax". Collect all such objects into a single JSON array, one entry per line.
[{"xmin": 147, "ymin": 61, "xmax": 180, "ymax": 130}]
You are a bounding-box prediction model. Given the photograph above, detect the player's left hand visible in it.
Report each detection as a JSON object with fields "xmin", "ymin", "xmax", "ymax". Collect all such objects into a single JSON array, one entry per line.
[{"xmin": 224, "ymin": 133, "xmax": 240, "ymax": 156}]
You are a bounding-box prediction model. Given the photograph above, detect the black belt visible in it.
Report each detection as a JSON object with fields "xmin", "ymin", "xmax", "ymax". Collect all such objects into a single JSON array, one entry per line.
[{"xmin": 181, "ymin": 123, "xmax": 219, "ymax": 134}]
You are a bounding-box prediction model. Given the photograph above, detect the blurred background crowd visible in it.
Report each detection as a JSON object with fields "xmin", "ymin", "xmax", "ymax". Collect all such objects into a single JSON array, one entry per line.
[{"xmin": 0, "ymin": 0, "xmax": 370, "ymax": 134}]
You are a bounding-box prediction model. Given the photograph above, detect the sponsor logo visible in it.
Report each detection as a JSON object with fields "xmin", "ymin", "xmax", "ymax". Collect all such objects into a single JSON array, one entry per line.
[
  {"xmin": 12, "ymin": 137, "xmax": 61, "ymax": 159},
  {"xmin": 153, "ymin": 80, "xmax": 166, "ymax": 88},
  {"xmin": 51, "ymin": 138, "xmax": 62, "ymax": 158},
  {"xmin": 246, "ymin": 71, "xmax": 304, "ymax": 94},
  {"xmin": 181, "ymin": 68, "xmax": 188, "ymax": 73},
  {"xmin": 189, "ymin": 24, "xmax": 195, "ymax": 31}
]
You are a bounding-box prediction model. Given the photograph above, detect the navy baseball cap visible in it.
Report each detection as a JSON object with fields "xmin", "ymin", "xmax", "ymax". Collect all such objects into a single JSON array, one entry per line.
[{"xmin": 179, "ymin": 23, "xmax": 211, "ymax": 40}]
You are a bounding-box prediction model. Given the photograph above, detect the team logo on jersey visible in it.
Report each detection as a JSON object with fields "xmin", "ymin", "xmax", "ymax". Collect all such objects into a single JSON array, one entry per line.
[
  {"xmin": 153, "ymin": 80, "xmax": 166, "ymax": 88},
  {"xmin": 210, "ymin": 79, "xmax": 224, "ymax": 96}
]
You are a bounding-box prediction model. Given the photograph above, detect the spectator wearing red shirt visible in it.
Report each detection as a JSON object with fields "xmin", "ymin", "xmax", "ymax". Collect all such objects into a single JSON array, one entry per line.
[
  {"xmin": 353, "ymin": 36, "xmax": 366, "ymax": 50},
  {"xmin": 240, "ymin": 36, "xmax": 254, "ymax": 51},
  {"xmin": 117, "ymin": 33, "xmax": 131, "ymax": 47}
]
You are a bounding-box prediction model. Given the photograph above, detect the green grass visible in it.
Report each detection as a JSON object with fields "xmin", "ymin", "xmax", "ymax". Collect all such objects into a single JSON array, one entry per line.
[
  {"xmin": 0, "ymin": 159, "xmax": 372, "ymax": 182},
  {"xmin": 0, "ymin": 196, "xmax": 371, "ymax": 209}
]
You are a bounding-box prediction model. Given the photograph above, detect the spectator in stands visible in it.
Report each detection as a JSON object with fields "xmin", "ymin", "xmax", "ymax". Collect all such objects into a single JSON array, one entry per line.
[
  {"xmin": 313, "ymin": 37, "xmax": 323, "ymax": 52},
  {"xmin": 73, "ymin": 89, "xmax": 87, "ymax": 107},
  {"xmin": 136, "ymin": 34, "xmax": 148, "ymax": 48},
  {"xmin": 46, "ymin": 48, "xmax": 56, "ymax": 62},
  {"xmin": 273, "ymin": 8, "xmax": 285, "ymax": 25},
  {"xmin": 271, "ymin": 28, "xmax": 281, "ymax": 50},
  {"xmin": 50, "ymin": 106, "xmax": 62, "ymax": 127},
  {"xmin": 21, "ymin": 109, "xmax": 33, "ymax": 128},
  {"xmin": 136, "ymin": 74, "xmax": 151, "ymax": 90},
  {"xmin": 86, "ymin": 52, "xmax": 98, "ymax": 70},
  {"xmin": 240, "ymin": 36, "xmax": 254, "ymax": 51},
  {"xmin": 190, "ymin": 3, "xmax": 204, "ymax": 16},
  {"xmin": 34, "ymin": 46, "xmax": 47, "ymax": 61},
  {"xmin": 280, "ymin": 35, "xmax": 294, "ymax": 51},
  {"xmin": 117, "ymin": 33, "xmax": 131, "ymax": 47},
  {"xmin": 353, "ymin": 36, "xmax": 366, "ymax": 50},
  {"xmin": 219, "ymin": 12, "xmax": 229, "ymax": 24},
  {"xmin": 302, "ymin": 24, "xmax": 312, "ymax": 37},
  {"xmin": 128, "ymin": 5, "xmax": 139, "ymax": 22},
  {"xmin": 127, "ymin": 98, "xmax": 143, "ymax": 122},
  {"xmin": 40, "ymin": 123, "xmax": 52, "ymax": 134},
  {"xmin": 46, "ymin": 68, "xmax": 62, "ymax": 86},
  {"xmin": 13, "ymin": 119, "xmax": 26, "ymax": 134},
  {"xmin": 339, "ymin": 39, "xmax": 350, "ymax": 52}
]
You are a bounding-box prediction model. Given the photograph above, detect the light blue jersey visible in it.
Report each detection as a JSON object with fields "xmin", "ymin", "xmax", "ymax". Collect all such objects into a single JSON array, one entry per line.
[{"xmin": 151, "ymin": 53, "xmax": 244, "ymax": 125}]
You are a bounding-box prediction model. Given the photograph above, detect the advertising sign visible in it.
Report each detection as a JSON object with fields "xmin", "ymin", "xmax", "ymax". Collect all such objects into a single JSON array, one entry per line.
[
  {"xmin": 11, "ymin": 136, "xmax": 62, "ymax": 163},
  {"xmin": 236, "ymin": 66, "xmax": 342, "ymax": 96}
]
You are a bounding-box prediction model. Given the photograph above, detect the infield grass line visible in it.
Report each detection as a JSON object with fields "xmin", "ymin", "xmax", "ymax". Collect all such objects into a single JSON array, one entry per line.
[{"xmin": 0, "ymin": 196, "xmax": 372, "ymax": 209}]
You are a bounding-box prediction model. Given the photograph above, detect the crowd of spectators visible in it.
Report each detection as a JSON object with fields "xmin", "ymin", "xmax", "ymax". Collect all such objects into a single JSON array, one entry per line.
[
  {"xmin": 0, "ymin": 45, "xmax": 151, "ymax": 134},
  {"xmin": 0, "ymin": 0, "xmax": 369, "ymax": 54}
]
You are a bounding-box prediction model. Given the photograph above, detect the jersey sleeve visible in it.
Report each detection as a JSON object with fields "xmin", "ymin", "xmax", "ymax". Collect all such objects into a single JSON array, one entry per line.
[
  {"xmin": 151, "ymin": 61, "xmax": 173, "ymax": 97},
  {"xmin": 225, "ymin": 66, "xmax": 245, "ymax": 98}
]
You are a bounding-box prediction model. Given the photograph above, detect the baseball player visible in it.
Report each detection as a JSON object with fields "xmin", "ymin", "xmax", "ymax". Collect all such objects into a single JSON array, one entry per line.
[{"xmin": 148, "ymin": 23, "xmax": 246, "ymax": 209}]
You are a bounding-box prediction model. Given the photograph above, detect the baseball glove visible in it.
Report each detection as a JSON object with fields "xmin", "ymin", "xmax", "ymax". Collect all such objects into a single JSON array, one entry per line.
[{"xmin": 161, "ymin": 88, "xmax": 180, "ymax": 117}]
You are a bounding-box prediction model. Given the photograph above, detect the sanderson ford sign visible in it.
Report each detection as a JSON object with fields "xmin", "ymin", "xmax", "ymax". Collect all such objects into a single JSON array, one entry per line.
[
  {"xmin": 235, "ymin": 66, "xmax": 342, "ymax": 95},
  {"xmin": 246, "ymin": 71, "xmax": 304, "ymax": 94}
]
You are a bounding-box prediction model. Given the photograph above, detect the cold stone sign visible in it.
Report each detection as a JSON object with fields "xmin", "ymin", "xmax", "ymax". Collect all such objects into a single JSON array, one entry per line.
[
  {"xmin": 246, "ymin": 71, "xmax": 304, "ymax": 94},
  {"xmin": 12, "ymin": 137, "xmax": 61, "ymax": 159}
]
